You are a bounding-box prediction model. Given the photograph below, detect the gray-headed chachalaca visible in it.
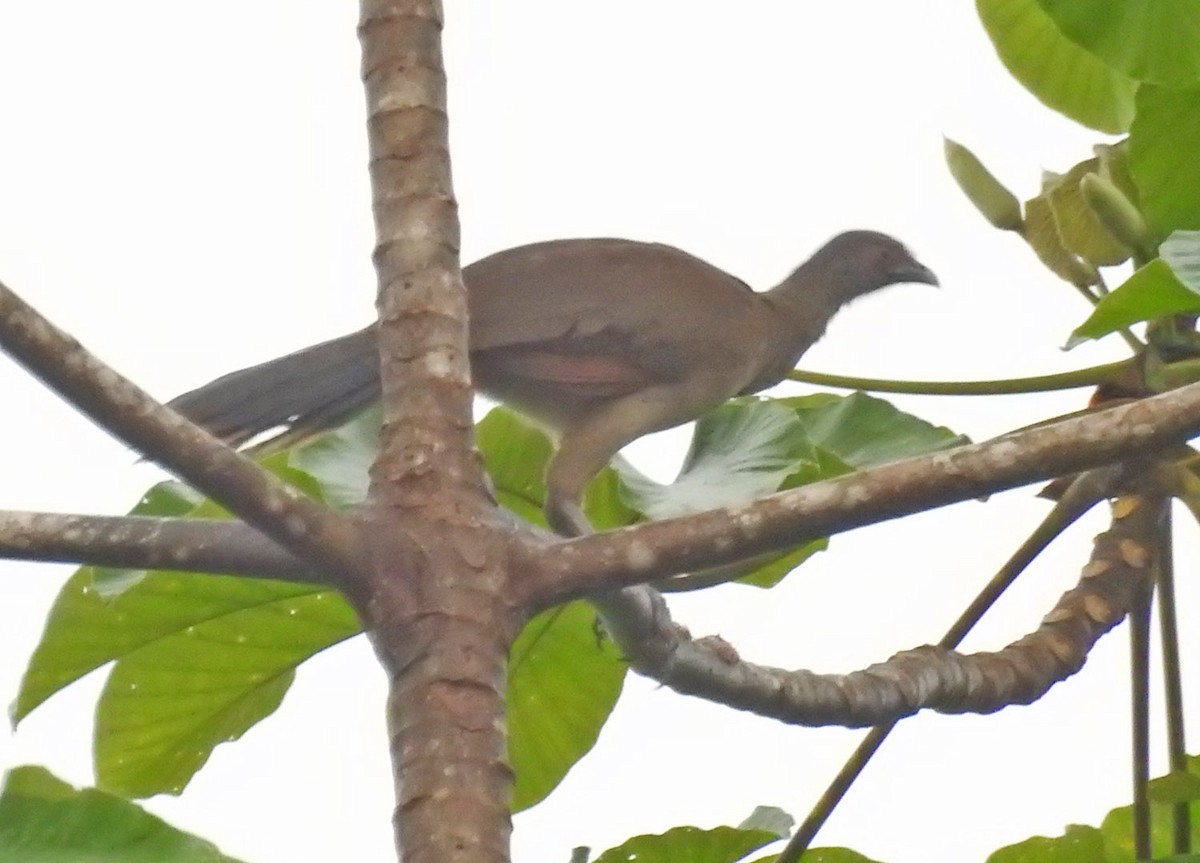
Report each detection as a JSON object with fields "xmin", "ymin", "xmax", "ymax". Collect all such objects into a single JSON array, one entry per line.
[{"xmin": 170, "ymin": 231, "xmax": 936, "ymax": 535}]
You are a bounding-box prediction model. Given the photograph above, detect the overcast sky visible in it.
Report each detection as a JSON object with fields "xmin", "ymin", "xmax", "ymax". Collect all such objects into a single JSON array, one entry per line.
[{"xmin": 0, "ymin": 3, "xmax": 1184, "ymax": 863}]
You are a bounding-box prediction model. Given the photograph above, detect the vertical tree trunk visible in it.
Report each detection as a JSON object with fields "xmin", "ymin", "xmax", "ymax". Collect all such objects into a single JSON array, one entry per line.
[{"xmin": 356, "ymin": 2, "xmax": 519, "ymax": 861}]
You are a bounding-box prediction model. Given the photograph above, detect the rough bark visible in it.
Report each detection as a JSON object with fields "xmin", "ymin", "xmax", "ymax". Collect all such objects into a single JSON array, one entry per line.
[{"xmin": 353, "ymin": 2, "xmax": 517, "ymax": 861}]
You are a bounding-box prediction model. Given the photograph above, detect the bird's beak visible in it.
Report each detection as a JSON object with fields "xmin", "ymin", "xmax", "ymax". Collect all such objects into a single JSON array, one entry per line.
[{"xmin": 892, "ymin": 260, "xmax": 939, "ymax": 287}]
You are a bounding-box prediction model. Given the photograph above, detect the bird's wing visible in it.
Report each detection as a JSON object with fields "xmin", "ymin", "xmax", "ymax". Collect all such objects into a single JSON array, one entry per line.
[{"xmin": 464, "ymin": 238, "xmax": 762, "ymax": 382}]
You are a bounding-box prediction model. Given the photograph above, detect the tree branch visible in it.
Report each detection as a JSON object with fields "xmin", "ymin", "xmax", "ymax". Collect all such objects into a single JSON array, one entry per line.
[
  {"xmin": 0, "ymin": 510, "xmax": 315, "ymax": 581},
  {"xmin": 591, "ymin": 477, "xmax": 1157, "ymax": 727},
  {"xmin": 785, "ymin": 466, "xmax": 1125, "ymax": 858},
  {"xmin": 0, "ymin": 280, "xmax": 366, "ymax": 584},
  {"xmin": 526, "ymin": 381, "xmax": 1200, "ymax": 603}
]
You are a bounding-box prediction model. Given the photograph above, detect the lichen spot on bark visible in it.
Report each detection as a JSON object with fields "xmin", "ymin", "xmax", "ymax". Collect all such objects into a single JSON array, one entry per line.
[{"xmin": 625, "ymin": 540, "xmax": 656, "ymax": 571}]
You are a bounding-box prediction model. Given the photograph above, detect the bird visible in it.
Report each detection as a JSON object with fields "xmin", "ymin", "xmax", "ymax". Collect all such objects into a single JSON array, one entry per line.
[{"xmin": 169, "ymin": 231, "xmax": 936, "ymax": 535}]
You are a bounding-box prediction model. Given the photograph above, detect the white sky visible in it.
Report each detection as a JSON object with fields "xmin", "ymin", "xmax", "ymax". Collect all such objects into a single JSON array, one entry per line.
[{"xmin": 0, "ymin": 3, "xmax": 1188, "ymax": 863}]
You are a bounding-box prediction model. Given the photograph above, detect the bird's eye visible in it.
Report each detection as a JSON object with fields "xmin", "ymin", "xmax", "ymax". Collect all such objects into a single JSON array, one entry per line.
[{"xmin": 875, "ymin": 245, "xmax": 900, "ymax": 271}]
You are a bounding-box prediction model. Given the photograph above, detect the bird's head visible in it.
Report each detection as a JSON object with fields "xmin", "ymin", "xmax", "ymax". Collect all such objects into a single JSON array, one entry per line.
[{"xmin": 800, "ymin": 230, "xmax": 938, "ymax": 305}]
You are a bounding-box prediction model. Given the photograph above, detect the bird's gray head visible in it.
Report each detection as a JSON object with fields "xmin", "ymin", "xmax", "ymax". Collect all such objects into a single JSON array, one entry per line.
[{"xmin": 797, "ymin": 230, "xmax": 938, "ymax": 305}]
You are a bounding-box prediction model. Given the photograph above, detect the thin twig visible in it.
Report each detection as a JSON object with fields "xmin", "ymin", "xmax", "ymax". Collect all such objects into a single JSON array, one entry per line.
[
  {"xmin": 1129, "ymin": 555, "xmax": 1154, "ymax": 862},
  {"xmin": 1156, "ymin": 511, "xmax": 1191, "ymax": 853}
]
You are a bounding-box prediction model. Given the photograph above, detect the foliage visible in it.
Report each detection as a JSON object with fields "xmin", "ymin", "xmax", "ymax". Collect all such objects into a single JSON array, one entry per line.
[{"xmin": 0, "ymin": 767, "xmax": 246, "ymax": 863}]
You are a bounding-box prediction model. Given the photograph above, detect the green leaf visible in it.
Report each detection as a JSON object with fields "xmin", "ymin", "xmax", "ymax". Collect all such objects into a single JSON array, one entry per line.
[
  {"xmin": 616, "ymin": 394, "xmax": 963, "ymax": 589},
  {"xmin": 92, "ymin": 578, "xmax": 360, "ymax": 796},
  {"xmin": 738, "ymin": 806, "xmax": 794, "ymax": 837},
  {"xmin": 987, "ymin": 756, "xmax": 1200, "ymax": 862},
  {"xmin": 289, "ymin": 406, "xmax": 379, "ymax": 508},
  {"xmin": 1162, "ymin": 230, "xmax": 1200, "ymax": 293},
  {"xmin": 475, "ymin": 407, "xmax": 639, "ymax": 531},
  {"xmin": 13, "ymin": 570, "xmax": 348, "ymax": 729},
  {"xmin": 616, "ymin": 400, "xmax": 830, "ymax": 587},
  {"xmin": 1068, "ymin": 259, "xmax": 1200, "ymax": 347},
  {"xmin": 986, "ymin": 823, "xmax": 1106, "ymax": 863},
  {"xmin": 594, "ymin": 824, "xmax": 781, "ymax": 863},
  {"xmin": 1148, "ymin": 768, "xmax": 1200, "ymax": 805},
  {"xmin": 1129, "ymin": 86, "xmax": 1200, "ymax": 237},
  {"xmin": 476, "ymin": 407, "xmax": 553, "ymax": 525},
  {"xmin": 618, "ymin": 400, "xmax": 821, "ymax": 520},
  {"xmin": 784, "ymin": 392, "xmax": 969, "ymax": 468},
  {"xmin": 1101, "ymin": 797, "xmax": 1200, "ymax": 861},
  {"xmin": 13, "ymin": 567, "xmax": 359, "ymax": 797},
  {"xmin": 509, "ymin": 602, "xmax": 625, "ymax": 811},
  {"xmin": 1022, "ymin": 195, "xmax": 1099, "ymax": 288},
  {"xmin": 0, "ymin": 766, "xmax": 247, "ymax": 863},
  {"xmin": 1045, "ymin": 159, "xmax": 1132, "ymax": 267},
  {"xmin": 977, "ymin": 0, "xmax": 1137, "ymax": 133},
  {"xmin": 766, "ymin": 850, "xmax": 884, "ymax": 863},
  {"xmin": 1035, "ymin": 0, "xmax": 1200, "ymax": 88}
]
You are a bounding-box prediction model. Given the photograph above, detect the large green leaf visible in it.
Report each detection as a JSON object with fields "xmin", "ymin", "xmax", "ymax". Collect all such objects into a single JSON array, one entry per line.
[
  {"xmin": 618, "ymin": 400, "xmax": 825, "ymax": 520},
  {"xmin": 616, "ymin": 400, "xmax": 833, "ymax": 587},
  {"xmin": 985, "ymin": 755, "xmax": 1200, "ymax": 862},
  {"xmin": 94, "ymin": 583, "xmax": 359, "ymax": 796},
  {"xmin": 14, "ymin": 564, "xmax": 360, "ymax": 797},
  {"xmin": 1148, "ymin": 763, "xmax": 1200, "ymax": 805},
  {"xmin": 508, "ymin": 602, "xmax": 625, "ymax": 811},
  {"xmin": 977, "ymin": 0, "xmax": 1136, "ymax": 133},
  {"xmin": 1036, "ymin": 0, "xmax": 1200, "ymax": 88},
  {"xmin": 757, "ymin": 851, "xmax": 883, "ymax": 863},
  {"xmin": 1101, "ymin": 797, "xmax": 1200, "ymax": 861},
  {"xmin": 1129, "ymin": 86, "xmax": 1200, "ymax": 238},
  {"xmin": 594, "ymin": 823, "xmax": 784, "ymax": 863},
  {"xmin": 1068, "ymin": 259, "xmax": 1200, "ymax": 347},
  {"xmin": 617, "ymin": 396, "xmax": 964, "ymax": 588},
  {"xmin": 784, "ymin": 392, "xmax": 968, "ymax": 468},
  {"xmin": 0, "ymin": 766, "xmax": 246, "ymax": 863},
  {"xmin": 987, "ymin": 824, "xmax": 1106, "ymax": 863}
]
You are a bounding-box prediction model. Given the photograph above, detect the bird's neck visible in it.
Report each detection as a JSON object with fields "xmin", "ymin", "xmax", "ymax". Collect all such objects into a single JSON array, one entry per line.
[{"xmin": 762, "ymin": 263, "xmax": 855, "ymax": 347}]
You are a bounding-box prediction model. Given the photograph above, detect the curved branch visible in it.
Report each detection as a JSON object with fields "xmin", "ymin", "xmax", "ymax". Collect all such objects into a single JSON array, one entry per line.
[
  {"xmin": 0, "ymin": 280, "xmax": 366, "ymax": 585},
  {"xmin": 783, "ymin": 466, "xmax": 1123, "ymax": 859},
  {"xmin": 0, "ymin": 510, "xmax": 315, "ymax": 581},
  {"xmin": 527, "ymin": 381, "xmax": 1200, "ymax": 603},
  {"xmin": 592, "ymin": 477, "xmax": 1157, "ymax": 728}
]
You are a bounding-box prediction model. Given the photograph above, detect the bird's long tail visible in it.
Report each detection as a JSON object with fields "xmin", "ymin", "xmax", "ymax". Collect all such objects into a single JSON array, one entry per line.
[{"xmin": 167, "ymin": 326, "xmax": 379, "ymax": 449}]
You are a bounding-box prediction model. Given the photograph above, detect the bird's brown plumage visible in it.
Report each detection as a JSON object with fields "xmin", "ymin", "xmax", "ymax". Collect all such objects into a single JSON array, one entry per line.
[{"xmin": 169, "ymin": 231, "xmax": 936, "ymax": 534}]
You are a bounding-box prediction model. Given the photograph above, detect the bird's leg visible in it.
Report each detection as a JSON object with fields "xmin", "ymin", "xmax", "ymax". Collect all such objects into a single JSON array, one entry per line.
[
  {"xmin": 543, "ymin": 386, "xmax": 700, "ymax": 537},
  {"xmin": 544, "ymin": 425, "xmax": 617, "ymax": 536},
  {"xmin": 544, "ymin": 492, "xmax": 593, "ymax": 538}
]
